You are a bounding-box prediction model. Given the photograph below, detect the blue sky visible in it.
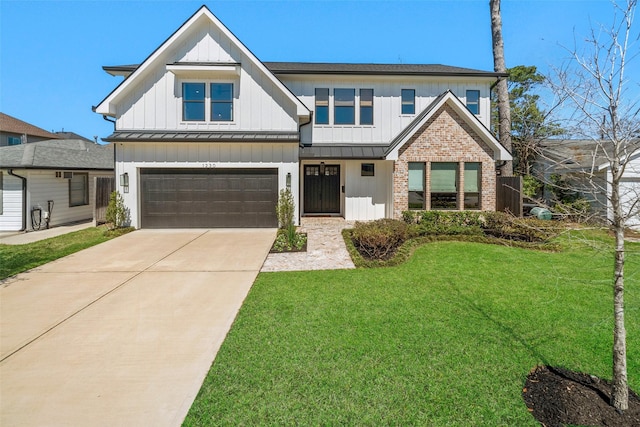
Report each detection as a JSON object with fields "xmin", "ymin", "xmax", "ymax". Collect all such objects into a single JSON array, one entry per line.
[{"xmin": 0, "ymin": 0, "xmax": 624, "ymax": 143}]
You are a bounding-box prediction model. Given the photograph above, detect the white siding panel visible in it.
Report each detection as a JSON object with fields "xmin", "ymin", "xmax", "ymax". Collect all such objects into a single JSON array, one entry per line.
[
  {"xmin": 280, "ymin": 76, "xmax": 493, "ymax": 145},
  {"xmin": 344, "ymin": 161, "xmax": 391, "ymax": 221},
  {"xmin": 0, "ymin": 173, "xmax": 24, "ymax": 231},
  {"xmin": 114, "ymin": 19, "xmax": 298, "ymax": 133}
]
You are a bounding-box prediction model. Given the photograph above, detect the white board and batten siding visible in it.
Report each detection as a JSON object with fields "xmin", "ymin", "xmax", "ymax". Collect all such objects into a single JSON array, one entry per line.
[
  {"xmin": 115, "ymin": 142, "xmax": 300, "ymax": 228},
  {"xmin": 344, "ymin": 161, "xmax": 392, "ymax": 221},
  {"xmin": 0, "ymin": 170, "xmax": 114, "ymax": 231},
  {"xmin": 115, "ymin": 19, "xmax": 300, "ymax": 133},
  {"xmin": 282, "ymin": 76, "xmax": 493, "ymax": 145}
]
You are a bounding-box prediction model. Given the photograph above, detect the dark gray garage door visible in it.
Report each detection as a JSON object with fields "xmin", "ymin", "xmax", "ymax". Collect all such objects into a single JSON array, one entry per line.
[{"xmin": 140, "ymin": 168, "xmax": 278, "ymax": 228}]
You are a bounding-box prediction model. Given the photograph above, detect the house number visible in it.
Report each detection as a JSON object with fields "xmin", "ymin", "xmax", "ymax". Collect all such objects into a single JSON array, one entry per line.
[{"xmin": 201, "ymin": 163, "xmax": 216, "ymax": 168}]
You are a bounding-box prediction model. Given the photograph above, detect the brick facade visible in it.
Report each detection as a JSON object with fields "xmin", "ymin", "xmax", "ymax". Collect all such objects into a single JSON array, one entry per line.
[{"xmin": 392, "ymin": 104, "xmax": 497, "ymax": 219}]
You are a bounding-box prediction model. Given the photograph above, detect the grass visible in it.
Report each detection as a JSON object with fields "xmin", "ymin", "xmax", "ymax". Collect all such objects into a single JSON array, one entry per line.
[
  {"xmin": 185, "ymin": 229, "xmax": 640, "ymax": 426},
  {"xmin": 0, "ymin": 226, "xmax": 133, "ymax": 280}
]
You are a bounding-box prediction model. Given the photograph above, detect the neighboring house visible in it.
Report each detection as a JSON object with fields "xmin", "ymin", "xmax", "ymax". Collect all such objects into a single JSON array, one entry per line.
[
  {"xmin": 0, "ymin": 112, "xmax": 60, "ymax": 147},
  {"xmin": 94, "ymin": 5, "xmax": 511, "ymax": 229},
  {"xmin": 0, "ymin": 139, "xmax": 114, "ymax": 232},
  {"xmin": 539, "ymin": 139, "xmax": 640, "ymax": 229}
]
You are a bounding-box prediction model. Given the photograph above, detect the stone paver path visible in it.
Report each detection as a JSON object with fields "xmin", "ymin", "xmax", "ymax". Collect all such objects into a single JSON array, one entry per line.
[{"xmin": 261, "ymin": 217, "xmax": 355, "ymax": 272}]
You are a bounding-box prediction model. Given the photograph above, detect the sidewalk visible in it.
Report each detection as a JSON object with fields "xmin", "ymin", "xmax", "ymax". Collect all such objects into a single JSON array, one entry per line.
[{"xmin": 0, "ymin": 221, "xmax": 95, "ymax": 245}]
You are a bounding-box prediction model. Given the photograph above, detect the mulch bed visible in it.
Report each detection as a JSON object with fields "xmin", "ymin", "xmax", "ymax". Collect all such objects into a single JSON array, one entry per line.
[{"xmin": 523, "ymin": 365, "xmax": 640, "ymax": 426}]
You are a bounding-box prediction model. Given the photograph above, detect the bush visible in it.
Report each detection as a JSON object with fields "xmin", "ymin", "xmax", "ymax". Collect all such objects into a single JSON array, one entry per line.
[
  {"xmin": 105, "ymin": 191, "xmax": 129, "ymax": 230},
  {"xmin": 482, "ymin": 211, "xmax": 561, "ymax": 242},
  {"xmin": 351, "ymin": 219, "xmax": 409, "ymax": 260},
  {"xmin": 553, "ymin": 198, "xmax": 592, "ymax": 223},
  {"xmin": 276, "ymin": 188, "xmax": 295, "ymax": 229}
]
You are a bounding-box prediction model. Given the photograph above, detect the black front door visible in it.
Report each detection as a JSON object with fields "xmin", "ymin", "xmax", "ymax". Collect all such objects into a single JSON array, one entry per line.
[{"xmin": 304, "ymin": 164, "xmax": 340, "ymax": 213}]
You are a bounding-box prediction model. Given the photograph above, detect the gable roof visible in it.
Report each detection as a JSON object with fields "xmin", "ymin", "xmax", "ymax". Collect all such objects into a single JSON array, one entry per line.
[
  {"xmin": 385, "ymin": 90, "xmax": 512, "ymax": 161},
  {"xmin": 0, "ymin": 139, "xmax": 113, "ymax": 170},
  {"xmin": 94, "ymin": 5, "xmax": 309, "ymax": 118},
  {"xmin": 0, "ymin": 112, "xmax": 59, "ymax": 140},
  {"xmin": 540, "ymin": 138, "xmax": 640, "ymax": 172}
]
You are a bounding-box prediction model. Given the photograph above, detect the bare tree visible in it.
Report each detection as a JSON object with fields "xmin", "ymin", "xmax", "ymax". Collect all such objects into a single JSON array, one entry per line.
[
  {"xmin": 490, "ymin": 0, "xmax": 513, "ymax": 176},
  {"xmin": 548, "ymin": 0, "xmax": 639, "ymax": 411}
]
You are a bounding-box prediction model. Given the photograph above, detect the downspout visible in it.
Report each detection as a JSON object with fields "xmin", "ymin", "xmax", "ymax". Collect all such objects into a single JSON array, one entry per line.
[
  {"xmin": 298, "ymin": 112, "xmax": 313, "ymax": 148},
  {"xmin": 8, "ymin": 169, "xmax": 27, "ymax": 231}
]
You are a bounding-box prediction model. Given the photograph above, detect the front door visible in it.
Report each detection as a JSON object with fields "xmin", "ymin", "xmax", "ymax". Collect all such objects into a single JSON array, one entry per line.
[{"xmin": 304, "ymin": 164, "xmax": 340, "ymax": 213}]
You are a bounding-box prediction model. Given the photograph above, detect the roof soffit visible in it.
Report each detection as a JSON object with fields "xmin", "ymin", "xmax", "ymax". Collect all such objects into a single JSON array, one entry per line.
[{"xmin": 95, "ymin": 6, "xmax": 309, "ymax": 118}]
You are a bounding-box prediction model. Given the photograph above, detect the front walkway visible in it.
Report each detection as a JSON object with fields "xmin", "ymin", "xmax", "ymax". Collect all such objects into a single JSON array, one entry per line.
[
  {"xmin": 261, "ymin": 217, "xmax": 356, "ymax": 272},
  {"xmin": 0, "ymin": 221, "xmax": 94, "ymax": 245}
]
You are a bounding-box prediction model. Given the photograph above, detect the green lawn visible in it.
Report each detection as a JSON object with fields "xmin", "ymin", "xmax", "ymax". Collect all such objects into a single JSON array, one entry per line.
[
  {"xmin": 0, "ymin": 226, "xmax": 131, "ymax": 280},
  {"xmin": 185, "ymin": 230, "xmax": 640, "ymax": 426}
]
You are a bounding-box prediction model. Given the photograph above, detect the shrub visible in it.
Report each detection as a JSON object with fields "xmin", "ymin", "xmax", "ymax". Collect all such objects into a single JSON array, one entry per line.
[
  {"xmin": 553, "ymin": 198, "xmax": 592, "ymax": 223},
  {"xmin": 276, "ymin": 188, "xmax": 295, "ymax": 229},
  {"xmin": 482, "ymin": 211, "xmax": 561, "ymax": 242},
  {"xmin": 351, "ymin": 219, "xmax": 409, "ymax": 260},
  {"xmin": 105, "ymin": 191, "xmax": 129, "ymax": 230},
  {"xmin": 522, "ymin": 175, "xmax": 543, "ymax": 198}
]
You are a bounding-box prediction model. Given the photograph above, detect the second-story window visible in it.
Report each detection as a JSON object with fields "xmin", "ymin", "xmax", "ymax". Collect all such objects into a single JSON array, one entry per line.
[
  {"xmin": 466, "ymin": 90, "xmax": 480, "ymax": 115},
  {"xmin": 334, "ymin": 88, "xmax": 355, "ymax": 125},
  {"xmin": 183, "ymin": 83, "xmax": 205, "ymax": 121},
  {"xmin": 401, "ymin": 89, "xmax": 415, "ymax": 114},
  {"xmin": 211, "ymin": 83, "xmax": 233, "ymax": 121},
  {"xmin": 315, "ymin": 88, "xmax": 329, "ymax": 124},
  {"xmin": 360, "ymin": 89, "xmax": 374, "ymax": 125}
]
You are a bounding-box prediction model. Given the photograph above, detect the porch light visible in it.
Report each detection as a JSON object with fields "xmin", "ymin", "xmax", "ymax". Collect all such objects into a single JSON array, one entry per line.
[
  {"xmin": 286, "ymin": 172, "xmax": 291, "ymax": 189},
  {"xmin": 120, "ymin": 173, "xmax": 129, "ymax": 193},
  {"xmin": 320, "ymin": 162, "xmax": 325, "ymax": 175}
]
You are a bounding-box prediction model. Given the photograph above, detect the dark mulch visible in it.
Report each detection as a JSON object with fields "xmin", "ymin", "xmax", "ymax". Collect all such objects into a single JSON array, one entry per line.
[{"xmin": 523, "ymin": 365, "xmax": 640, "ymax": 426}]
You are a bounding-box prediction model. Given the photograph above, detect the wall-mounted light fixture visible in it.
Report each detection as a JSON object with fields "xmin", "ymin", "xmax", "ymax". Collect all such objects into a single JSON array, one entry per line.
[
  {"xmin": 319, "ymin": 162, "xmax": 325, "ymax": 175},
  {"xmin": 286, "ymin": 172, "xmax": 291, "ymax": 189},
  {"xmin": 120, "ymin": 172, "xmax": 129, "ymax": 193}
]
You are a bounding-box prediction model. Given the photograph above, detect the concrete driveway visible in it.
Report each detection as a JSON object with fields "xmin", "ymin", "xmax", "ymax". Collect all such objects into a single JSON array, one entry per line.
[{"xmin": 0, "ymin": 229, "xmax": 276, "ymax": 426}]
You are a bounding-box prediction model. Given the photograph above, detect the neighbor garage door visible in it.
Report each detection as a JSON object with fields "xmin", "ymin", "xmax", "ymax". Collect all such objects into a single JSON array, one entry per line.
[{"xmin": 140, "ymin": 168, "xmax": 278, "ymax": 228}]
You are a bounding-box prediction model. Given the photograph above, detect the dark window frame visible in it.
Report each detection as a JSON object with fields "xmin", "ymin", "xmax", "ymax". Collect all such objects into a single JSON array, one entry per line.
[
  {"xmin": 401, "ymin": 89, "xmax": 415, "ymax": 115},
  {"xmin": 69, "ymin": 173, "xmax": 89, "ymax": 207},
  {"xmin": 361, "ymin": 163, "xmax": 375, "ymax": 176},
  {"xmin": 466, "ymin": 90, "xmax": 480, "ymax": 115},
  {"xmin": 315, "ymin": 88, "xmax": 329, "ymax": 125},
  {"xmin": 210, "ymin": 82, "xmax": 234, "ymax": 122},
  {"xmin": 359, "ymin": 88, "xmax": 374, "ymax": 125},
  {"xmin": 182, "ymin": 82, "xmax": 206, "ymax": 121},
  {"xmin": 334, "ymin": 88, "xmax": 356, "ymax": 125}
]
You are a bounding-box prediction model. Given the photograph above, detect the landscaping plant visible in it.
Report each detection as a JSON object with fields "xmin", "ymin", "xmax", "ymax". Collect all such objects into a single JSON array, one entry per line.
[
  {"xmin": 105, "ymin": 191, "xmax": 129, "ymax": 230},
  {"xmin": 273, "ymin": 188, "xmax": 306, "ymax": 252}
]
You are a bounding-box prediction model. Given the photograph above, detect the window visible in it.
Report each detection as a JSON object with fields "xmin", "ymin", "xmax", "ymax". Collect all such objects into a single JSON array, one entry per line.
[
  {"xmin": 430, "ymin": 162, "xmax": 458, "ymax": 210},
  {"xmin": 408, "ymin": 162, "xmax": 425, "ymax": 209},
  {"xmin": 315, "ymin": 88, "xmax": 329, "ymax": 124},
  {"xmin": 8, "ymin": 136, "xmax": 21, "ymax": 146},
  {"xmin": 464, "ymin": 162, "xmax": 481, "ymax": 209},
  {"xmin": 360, "ymin": 89, "xmax": 374, "ymax": 125},
  {"xmin": 334, "ymin": 88, "xmax": 355, "ymax": 125},
  {"xmin": 466, "ymin": 90, "xmax": 480, "ymax": 115},
  {"xmin": 182, "ymin": 83, "xmax": 205, "ymax": 121},
  {"xmin": 401, "ymin": 89, "xmax": 415, "ymax": 114},
  {"xmin": 69, "ymin": 173, "xmax": 89, "ymax": 207},
  {"xmin": 361, "ymin": 163, "xmax": 375, "ymax": 176},
  {"xmin": 211, "ymin": 83, "xmax": 233, "ymax": 121}
]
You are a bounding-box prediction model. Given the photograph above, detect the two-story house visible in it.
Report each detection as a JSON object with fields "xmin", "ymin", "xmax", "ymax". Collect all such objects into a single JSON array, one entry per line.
[{"xmin": 94, "ymin": 5, "xmax": 511, "ymax": 229}]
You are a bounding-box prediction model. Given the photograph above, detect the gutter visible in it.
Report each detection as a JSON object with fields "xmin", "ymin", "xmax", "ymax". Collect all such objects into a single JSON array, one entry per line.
[{"xmin": 8, "ymin": 169, "xmax": 27, "ymax": 232}]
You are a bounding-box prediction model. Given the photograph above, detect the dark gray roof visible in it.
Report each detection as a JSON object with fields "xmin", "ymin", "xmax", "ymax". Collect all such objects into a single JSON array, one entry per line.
[
  {"xmin": 103, "ymin": 131, "xmax": 300, "ymax": 143},
  {"xmin": 104, "ymin": 62, "xmax": 505, "ymax": 78},
  {"xmin": 264, "ymin": 62, "xmax": 504, "ymax": 77},
  {"xmin": 299, "ymin": 144, "xmax": 388, "ymax": 159},
  {"xmin": 0, "ymin": 139, "xmax": 113, "ymax": 170}
]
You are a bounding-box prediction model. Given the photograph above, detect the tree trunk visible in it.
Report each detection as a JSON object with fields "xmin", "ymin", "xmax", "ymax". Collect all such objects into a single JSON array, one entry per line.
[
  {"xmin": 611, "ymin": 162, "xmax": 629, "ymax": 411},
  {"xmin": 490, "ymin": 0, "xmax": 513, "ymax": 176}
]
